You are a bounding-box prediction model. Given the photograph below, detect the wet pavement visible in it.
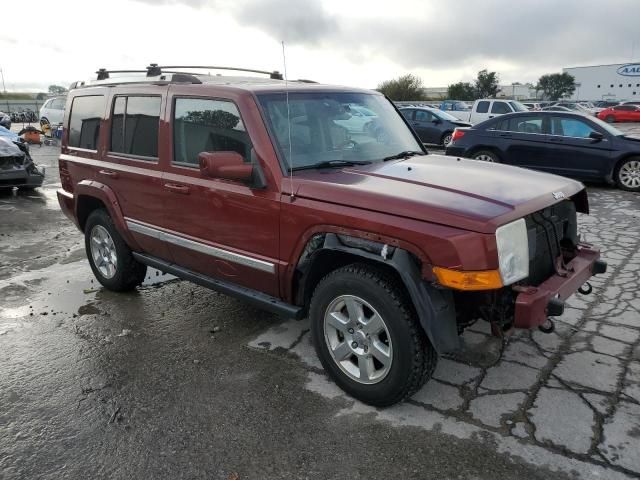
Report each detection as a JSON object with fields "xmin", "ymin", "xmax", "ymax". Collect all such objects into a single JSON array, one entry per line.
[{"xmin": 1, "ymin": 126, "xmax": 640, "ymax": 479}]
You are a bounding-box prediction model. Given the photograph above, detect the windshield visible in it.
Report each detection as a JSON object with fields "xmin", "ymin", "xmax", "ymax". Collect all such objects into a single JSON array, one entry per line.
[
  {"xmin": 258, "ymin": 92, "xmax": 423, "ymax": 172},
  {"xmin": 430, "ymin": 109, "xmax": 459, "ymax": 121},
  {"xmin": 590, "ymin": 116, "xmax": 624, "ymax": 136},
  {"xmin": 509, "ymin": 101, "xmax": 529, "ymax": 112}
]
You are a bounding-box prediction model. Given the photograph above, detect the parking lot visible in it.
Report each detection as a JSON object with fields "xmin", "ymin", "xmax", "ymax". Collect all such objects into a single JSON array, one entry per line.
[{"xmin": 1, "ymin": 124, "xmax": 640, "ymax": 479}]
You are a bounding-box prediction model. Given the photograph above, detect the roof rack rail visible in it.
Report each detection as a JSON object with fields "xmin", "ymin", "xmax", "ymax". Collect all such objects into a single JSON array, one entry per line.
[{"xmin": 145, "ymin": 64, "xmax": 283, "ymax": 80}]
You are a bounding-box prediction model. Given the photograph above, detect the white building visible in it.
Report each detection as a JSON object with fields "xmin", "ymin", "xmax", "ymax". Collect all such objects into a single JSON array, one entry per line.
[{"xmin": 563, "ymin": 63, "xmax": 640, "ymax": 101}]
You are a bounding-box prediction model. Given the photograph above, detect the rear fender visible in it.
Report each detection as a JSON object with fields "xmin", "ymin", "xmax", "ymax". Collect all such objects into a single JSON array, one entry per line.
[
  {"xmin": 297, "ymin": 233, "xmax": 459, "ymax": 353},
  {"xmin": 75, "ymin": 180, "xmax": 141, "ymax": 250}
]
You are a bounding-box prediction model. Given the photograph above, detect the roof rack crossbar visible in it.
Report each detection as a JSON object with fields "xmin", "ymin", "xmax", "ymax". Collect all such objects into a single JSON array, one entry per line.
[{"xmin": 146, "ymin": 64, "xmax": 283, "ymax": 80}]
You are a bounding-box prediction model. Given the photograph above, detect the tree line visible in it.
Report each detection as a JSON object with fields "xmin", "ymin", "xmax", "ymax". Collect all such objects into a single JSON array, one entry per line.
[{"xmin": 377, "ymin": 71, "xmax": 576, "ymax": 102}]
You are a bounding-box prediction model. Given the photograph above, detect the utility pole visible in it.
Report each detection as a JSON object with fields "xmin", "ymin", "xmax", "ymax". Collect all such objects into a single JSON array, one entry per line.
[{"xmin": 0, "ymin": 68, "xmax": 6, "ymax": 94}]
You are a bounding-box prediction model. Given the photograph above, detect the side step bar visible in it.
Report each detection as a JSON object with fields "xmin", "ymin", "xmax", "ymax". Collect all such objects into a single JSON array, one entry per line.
[{"xmin": 133, "ymin": 252, "xmax": 303, "ymax": 319}]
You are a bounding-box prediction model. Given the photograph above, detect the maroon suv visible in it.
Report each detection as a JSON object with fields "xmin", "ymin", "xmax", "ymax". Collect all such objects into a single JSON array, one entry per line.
[{"xmin": 57, "ymin": 65, "xmax": 606, "ymax": 406}]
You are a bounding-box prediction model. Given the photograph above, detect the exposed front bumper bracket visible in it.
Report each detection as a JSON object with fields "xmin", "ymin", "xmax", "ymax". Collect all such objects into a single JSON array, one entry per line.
[{"xmin": 513, "ymin": 245, "xmax": 605, "ymax": 329}]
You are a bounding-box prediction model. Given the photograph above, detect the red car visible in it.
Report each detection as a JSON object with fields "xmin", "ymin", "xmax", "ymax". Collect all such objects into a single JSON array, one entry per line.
[
  {"xmin": 57, "ymin": 65, "xmax": 606, "ymax": 406},
  {"xmin": 598, "ymin": 104, "xmax": 640, "ymax": 123}
]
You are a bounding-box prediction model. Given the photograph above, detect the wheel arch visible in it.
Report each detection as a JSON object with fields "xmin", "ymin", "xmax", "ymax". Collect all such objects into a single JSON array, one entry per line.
[
  {"xmin": 467, "ymin": 146, "xmax": 503, "ymax": 161},
  {"xmin": 295, "ymin": 233, "xmax": 459, "ymax": 353}
]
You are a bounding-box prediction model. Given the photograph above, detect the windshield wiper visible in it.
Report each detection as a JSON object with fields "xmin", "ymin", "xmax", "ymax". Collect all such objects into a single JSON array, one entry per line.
[
  {"xmin": 291, "ymin": 160, "xmax": 372, "ymax": 171},
  {"xmin": 382, "ymin": 150, "xmax": 424, "ymax": 161}
]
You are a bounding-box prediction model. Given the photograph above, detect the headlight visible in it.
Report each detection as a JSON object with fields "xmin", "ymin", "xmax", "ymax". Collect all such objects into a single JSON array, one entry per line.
[{"xmin": 495, "ymin": 218, "xmax": 529, "ymax": 285}]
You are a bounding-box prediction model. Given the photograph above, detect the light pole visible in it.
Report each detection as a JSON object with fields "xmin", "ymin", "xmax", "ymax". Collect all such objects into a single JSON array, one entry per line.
[{"xmin": 0, "ymin": 68, "xmax": 6, "ymax": 94}]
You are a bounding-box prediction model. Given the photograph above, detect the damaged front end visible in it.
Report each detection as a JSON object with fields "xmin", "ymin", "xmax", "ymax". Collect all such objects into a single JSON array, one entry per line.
[
  {"xmin": 454, "ymin": 199, "xmax": 606, "ymax": 337},
  {"xmin": 0, "ymin": 137, "xmax": 45, "ymax": 189}
]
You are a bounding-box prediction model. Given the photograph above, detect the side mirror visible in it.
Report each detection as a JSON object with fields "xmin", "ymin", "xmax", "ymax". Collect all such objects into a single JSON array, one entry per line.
[
  {"xmin": 589, "ymin": 131, "xmax": 604, "ymax": 142},
  {"xmin": 432, "ymin": 118, "xmax": 442, "ymax": 124},
  {"xmin": 198, "ymin": 151, "xmax": 253, "ymax": 182}
]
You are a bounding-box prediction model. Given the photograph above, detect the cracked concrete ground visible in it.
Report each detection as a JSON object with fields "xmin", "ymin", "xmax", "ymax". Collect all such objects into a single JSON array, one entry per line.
[{"xmin": 1, "ymin": 124, "xmax": 640, "ymax": 479}]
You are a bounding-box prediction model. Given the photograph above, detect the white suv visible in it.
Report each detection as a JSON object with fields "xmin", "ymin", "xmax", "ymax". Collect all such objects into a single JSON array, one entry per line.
[{"xmin": 39, "ymin": 96, "xmax": 66, "ymax": 125}]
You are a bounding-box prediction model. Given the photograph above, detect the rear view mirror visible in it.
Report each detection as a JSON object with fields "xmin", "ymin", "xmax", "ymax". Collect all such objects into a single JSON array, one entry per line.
[
  {"xmin": 589, "ymin": 131, "xmax": 604, "ymax": 142},
  {"xmin": 198, "ymin": 151, "xmax": 253, "ymax": 182}
]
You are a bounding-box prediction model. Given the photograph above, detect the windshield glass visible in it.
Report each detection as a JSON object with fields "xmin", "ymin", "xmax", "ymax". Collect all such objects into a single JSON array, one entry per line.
[
  {"xmin": 430, "ymin": 109, "xmax": 459, "ymax": 121},
  {"xmin": 590, "ymin": 116, "xmax": 624, "ymax": 136},
  {"xmin": 509, "ymin": 101, "xmax": 529, "ymax": 112},
  {"xmin": 258, "ymin": 92, "xmax": 422, "ymax": 171}
]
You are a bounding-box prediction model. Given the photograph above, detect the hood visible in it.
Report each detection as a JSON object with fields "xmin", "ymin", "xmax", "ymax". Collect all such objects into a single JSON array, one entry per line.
[{"xmin": 286, "ymin": 155, "xmax": 584, "ymax": 234}]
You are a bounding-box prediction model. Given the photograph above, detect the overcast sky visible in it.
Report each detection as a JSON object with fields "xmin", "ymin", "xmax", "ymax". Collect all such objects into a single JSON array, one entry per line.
[{"xmin": 2, "ymin": 0, "xmax": 640, "ymax": 92}]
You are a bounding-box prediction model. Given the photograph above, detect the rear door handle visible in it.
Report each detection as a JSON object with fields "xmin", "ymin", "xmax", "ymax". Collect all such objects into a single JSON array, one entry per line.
[
  {"xmin": 499, "ymin": 133, "xmax": 512, "ymax": 138},
  {"xmin": 98, "ymin": 169, "xmax": 119, "ymax": 179},
  {"xmin": 548, "ymin": 137, "xmax": 563, "ymax": 142},
  {"xmin": 164, "ymin": 183, "xmax": 190, "ymax": 194}
]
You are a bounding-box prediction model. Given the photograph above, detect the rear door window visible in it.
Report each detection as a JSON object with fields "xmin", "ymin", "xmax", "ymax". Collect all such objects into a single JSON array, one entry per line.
[
  {"xmin": 110, "ymin": 96, "xmax": 161, "ymax": 158},
  {"xmin": 476, "ymin": 101, "xmax": 490, "ymax": 113},
  {"xmin": 173, "ymin": 98, "xmax": 250, "ymax": 167},
  {"xmin": 68, "ymin": 95, "xmax": 105, "ymax": 150},
  {"xmin": 400, "ymin": 109, "xmax": 414, "ymax": 121}
]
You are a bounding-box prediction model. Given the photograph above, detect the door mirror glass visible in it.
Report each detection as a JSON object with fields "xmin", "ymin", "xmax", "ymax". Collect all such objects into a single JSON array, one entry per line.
[{"xmin": 199, "ymin": 151, "xmax": 253, "ymax": 182}]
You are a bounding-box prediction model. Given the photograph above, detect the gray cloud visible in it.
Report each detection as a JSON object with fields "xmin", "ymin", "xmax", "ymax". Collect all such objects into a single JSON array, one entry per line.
[{"xmin": 131, "ymin": 0, "xmax": 640, "ymax": 79}]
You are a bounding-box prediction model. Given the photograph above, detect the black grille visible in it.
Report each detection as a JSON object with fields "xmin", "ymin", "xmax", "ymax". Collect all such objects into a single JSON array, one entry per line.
[{"xmin": 524, "ymin": 201, "xmax": 578, "ymax": 286}]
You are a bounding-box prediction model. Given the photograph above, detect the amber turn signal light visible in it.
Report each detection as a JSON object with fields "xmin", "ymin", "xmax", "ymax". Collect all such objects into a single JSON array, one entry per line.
[{"xmin": 432, "ymin": 267, "xmax": 503, "ymax": 291}]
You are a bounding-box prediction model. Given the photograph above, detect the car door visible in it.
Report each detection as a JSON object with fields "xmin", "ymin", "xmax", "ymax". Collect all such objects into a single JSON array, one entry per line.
[
  {"xmin": 102, "ymin": 90, "xmax": 174, "ymax": 261},
  {"xmin": 493, "ymin": 114, "xmax": 552, "ymax": 168},
  {"xmin": 160, "ymin": 89, "xmax": 280, "ymax": 297},
  {"xmin": 543, "ymin": 115, "xmax": 614, "ymax": 179},
  {"xmin": 412, "ymin": 109, "xmax": 441, "ymax": 144}
]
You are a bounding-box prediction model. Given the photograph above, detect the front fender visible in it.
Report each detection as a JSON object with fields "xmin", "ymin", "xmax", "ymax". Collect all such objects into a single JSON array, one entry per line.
[{"xmin": 298, "ymin": 233, "xmax": 459, "ymax": 353}]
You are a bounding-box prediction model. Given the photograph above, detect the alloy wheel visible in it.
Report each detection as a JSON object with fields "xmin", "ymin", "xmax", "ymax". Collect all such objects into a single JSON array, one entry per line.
[
  {"xmin": 619, "ymin": 160, "xmax": 640, "ymax": 189},
  {"xmin": 323, "ymin": 295, "xmax": 393, "ymax": 384},
  {"xmin": 89, "ymin": 225, "xmax": 118, "ymax": 279},
  {"xmin": 475, "ymin": 153, "xmax": 495, "ymax": 162}
]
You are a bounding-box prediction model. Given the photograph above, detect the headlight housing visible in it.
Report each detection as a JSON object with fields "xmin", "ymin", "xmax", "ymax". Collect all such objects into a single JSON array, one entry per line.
[{"xmin": 495, "ymin": 218, "xmax": 529, "ymax": 285}]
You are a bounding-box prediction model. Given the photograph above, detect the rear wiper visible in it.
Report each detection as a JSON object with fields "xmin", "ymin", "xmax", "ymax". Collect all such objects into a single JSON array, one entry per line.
[
  {"xmin": 382, "ymin": 150, "xmax": 424, "ymax": 161},
  {"xmin": 291, "ymin": 160, "xmax": 372, "ymax": 171}
]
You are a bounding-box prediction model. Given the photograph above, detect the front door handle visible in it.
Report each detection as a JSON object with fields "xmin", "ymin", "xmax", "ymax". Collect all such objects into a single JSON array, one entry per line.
[
  {"xmin": 98, "ymin": 169, "xmax": 119, "ymax": 179},
  {"xmin": 499, "ymin": 133, "xmax": 512, "ymax": 138},
  {"xmin": 164, "ymin": 183, "xmax": 190, "ymax": 194}
]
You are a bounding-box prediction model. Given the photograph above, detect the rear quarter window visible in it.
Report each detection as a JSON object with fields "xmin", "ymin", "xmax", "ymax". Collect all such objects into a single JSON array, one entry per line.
[{"xmin": 68, "ymin": 95, "xmax": 106, "ymax": 150}]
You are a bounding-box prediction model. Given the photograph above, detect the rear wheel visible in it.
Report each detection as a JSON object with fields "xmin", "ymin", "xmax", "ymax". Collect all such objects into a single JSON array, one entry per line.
[
  {"xmin": 605, "ymin": 115, "xmax": 616, "ymax": 123},
  {"xmin": 472, "ymin": 150, "xmax": 500, "ymax": 163},
  {"xmin": 615, "ymin": 157, "xmax": 640, "ymax": 192},
  {"xmin": 84, "ymin": 209, "xmax": 147, "ymax": 291},
  {"xmin": 309, "ymin": 264, "xmax": 437, "ymax": 407},
  {"xmin": 441, "ymin": 131, "xmax": 453, "ymax": 146}
]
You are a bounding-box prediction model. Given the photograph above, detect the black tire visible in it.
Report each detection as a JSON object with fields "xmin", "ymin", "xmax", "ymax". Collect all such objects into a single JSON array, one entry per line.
[
  {"xmin": 84, "ymin": 209, "xmax": 147, "ymax": 291},
  {"xmin": 309, "ymin": 264, "xmax": 437, "ymax": 407},
  {"xmin": 605, "ymin": 115, "xmax": 615, "ymax": 123},
  {"xmin": 441, "ymin": 131, "xmax": 453, "ymax": 146},
  {"xmin": 472, "ymin": 149, "xmax": 500, "ymax": 163},
  {"xmin": 614, "ymin": 157, "xmax": 640, "ymax": 192}
]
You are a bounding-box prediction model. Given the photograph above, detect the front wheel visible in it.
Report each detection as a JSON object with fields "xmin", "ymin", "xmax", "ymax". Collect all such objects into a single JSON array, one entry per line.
[
  {"xmin": 472, "ymin": 150, "xmax": 500, "ymax": 163},
  {"xmin": 309, "ymin": 264, "xmax": 437, "ymax": 407},
  {"xmin": 605, "ymin": 115, "xmax": 615, "ymax": 123},
  {"xmin": 615, "ymin": 157, "xmax": 640, "ymax": 192},
  {"xmin": 84, "ymin": 209, "xmax": 147, "ymax": 291}
]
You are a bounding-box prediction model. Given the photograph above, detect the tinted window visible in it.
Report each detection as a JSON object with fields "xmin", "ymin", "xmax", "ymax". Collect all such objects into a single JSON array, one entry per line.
[
  {"xmin": 173, "ymin": 98, "xmax": 250, "ymax": 166},
  {"xmin": 491, "ymin": 102, "xmax": 512, "ymax": 114},
  {"xmin": 476, "ymin": 101, "xmax": 490, "ymax": 113},
  {"xmin": 500, "ymin": 116, "xmax": 543, "ymax": 134},
  {"xmin": 110, "ymin": 96, "xmax": 160, "ymax": 158},
  {"xmin": 68, "ymin": 95, "xmax": 105, "ymax": 150},
  {"xmin": 400, "ymin": 109, "xmax": 414, "ymax": 120},
  {"xmin": 415, "ymin": 110, "xmax": 434, "ymax": 122},
  {"xmin": 550, "ymin": 117, "xmax": 597, "ymax": 138}
]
